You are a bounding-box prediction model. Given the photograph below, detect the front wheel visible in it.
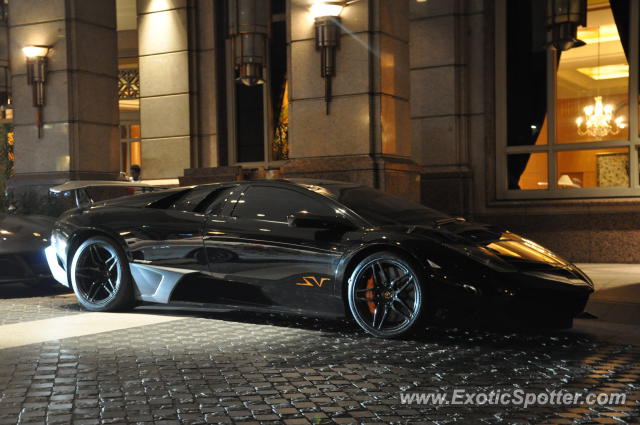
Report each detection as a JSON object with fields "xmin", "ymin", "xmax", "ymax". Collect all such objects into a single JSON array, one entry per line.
[
  {"xmin": 347, "ymin": 252, "xmax": 427, "ymax": 338},
  {"xmin": 70, "ymin": 236, "xmax": 134, "ymax": 312}
]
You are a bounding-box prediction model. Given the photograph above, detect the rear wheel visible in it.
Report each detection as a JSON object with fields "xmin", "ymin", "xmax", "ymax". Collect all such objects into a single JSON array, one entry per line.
[
  {"xmin": 70, "ymin": 236, "xmax": 134, "ymax": 312},
  {"xmin": 347, "ymin": 252, "xmax": 427, "ymax": 338}
]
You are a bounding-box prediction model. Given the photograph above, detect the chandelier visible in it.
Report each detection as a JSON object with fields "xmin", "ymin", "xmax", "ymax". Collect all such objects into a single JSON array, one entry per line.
[
  {"xmin": 573, "ymin": 22, "xmax": 627, "ymax": 138},
  {"xmin": 575, "ymin": 96, "xmax": 626, "ymax": 138}
]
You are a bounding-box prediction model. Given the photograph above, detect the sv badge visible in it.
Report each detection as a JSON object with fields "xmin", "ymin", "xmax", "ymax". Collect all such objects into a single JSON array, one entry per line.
[{"xmin": 296, "ymin": 276, "xmax": 330, "ymax": 287}]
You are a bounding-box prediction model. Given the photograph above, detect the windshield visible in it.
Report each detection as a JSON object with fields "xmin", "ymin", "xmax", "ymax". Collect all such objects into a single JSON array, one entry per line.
[{"xmin": 319, "ymin": 184, "xmax": 450, "ymax": 226}]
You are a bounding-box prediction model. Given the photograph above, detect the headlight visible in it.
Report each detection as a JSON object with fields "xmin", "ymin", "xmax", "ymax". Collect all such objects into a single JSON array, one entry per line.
[
  {"xmin": 443, "ymin": 243, "xmax": 516, "ymax": 272},
  {"xmin": 522, "ymin": 270, "xmax": 591, "ymax": 287}
]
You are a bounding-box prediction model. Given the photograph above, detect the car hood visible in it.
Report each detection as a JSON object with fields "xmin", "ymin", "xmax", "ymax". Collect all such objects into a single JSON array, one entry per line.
[
  {"xmin": 400, "ymin": 221, "xmax": 591, "ymax": 284},
  {"xmin": 0, "ymin": 213, "xmax": 55, "ymax": 253}
]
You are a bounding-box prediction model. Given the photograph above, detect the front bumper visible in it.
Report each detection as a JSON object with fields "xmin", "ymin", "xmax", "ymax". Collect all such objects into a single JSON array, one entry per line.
[
  {"xmin": 431, "ymin": 267, "xmax": 593, "ymax": 321},
  {"xmin": 496, "ymin": 285, "xmax": 591, "ymax": 318},
  {"xmin": 45, "ymin": 245, "xmax": 69, "ymax": 287}
]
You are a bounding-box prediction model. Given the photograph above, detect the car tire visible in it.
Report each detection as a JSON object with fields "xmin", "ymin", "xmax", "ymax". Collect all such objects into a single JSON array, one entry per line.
[
  {"xmin": 347, "ymin": 251, "xmax": 428, "ymax": 338},
  {"xmin": 69, "ymin": 236, "xmax": 134, "ymax": 312}
]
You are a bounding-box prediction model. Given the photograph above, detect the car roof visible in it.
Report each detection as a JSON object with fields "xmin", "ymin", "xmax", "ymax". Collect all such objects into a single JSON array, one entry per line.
[{"xmin": 245, "ymin": 178, "xmax": 360, "ymax": 190}]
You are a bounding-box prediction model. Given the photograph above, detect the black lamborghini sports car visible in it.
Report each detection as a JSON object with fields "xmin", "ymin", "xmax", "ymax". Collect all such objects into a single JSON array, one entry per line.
[{"xmin": 46, "ymin": 179, "xmax": 593, "ymax": 338}]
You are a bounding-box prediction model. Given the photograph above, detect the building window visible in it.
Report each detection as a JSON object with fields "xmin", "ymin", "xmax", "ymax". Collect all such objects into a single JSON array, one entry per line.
[
  {"xmin": 116, "ymin": 0, "xmax": 141, "ymax": 177},
  {"xmin": 118, "ymin": 64, "xmax": 141, "ymax": 175},
  {"xmin": 226, "ymin": 0, "xmax": 288, "ymax": 166},
  {"xmin": 120, "ymin": 123, "xmax": 141, "ymax": 174},
  {"xmin": 496, "ymin": 0, "xmax": 639, "ymax": 199}
]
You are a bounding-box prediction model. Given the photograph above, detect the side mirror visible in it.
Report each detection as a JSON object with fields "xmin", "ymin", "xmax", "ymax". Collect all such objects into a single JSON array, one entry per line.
[{"xmin": 287, "ymin": 212, "xmax": 355, "ymax": 230}]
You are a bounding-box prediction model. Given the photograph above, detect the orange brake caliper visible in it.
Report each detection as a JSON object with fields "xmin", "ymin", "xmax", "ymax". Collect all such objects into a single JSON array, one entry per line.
[{"xmin": 365, "ymin": 277, "xmax": 376, "ymax": 314}]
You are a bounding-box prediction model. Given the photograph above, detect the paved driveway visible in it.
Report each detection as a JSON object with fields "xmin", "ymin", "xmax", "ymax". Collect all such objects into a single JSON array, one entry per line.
[{"xmin": 0, "ymin": 283, "xmax": 638, "ymax": 425}]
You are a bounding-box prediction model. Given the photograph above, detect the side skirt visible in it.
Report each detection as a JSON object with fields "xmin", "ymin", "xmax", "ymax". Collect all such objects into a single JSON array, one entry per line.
[
  {"xmin": 129, "ymin": 262, "xmax": 195, "ymax": 304},
  {"xmin": 136, "ymin": 300, "xmax": 346, "ymax": 319},
  {"xmin": 129, "ymin": 262, "xmax": 347, "ymax": 319}
]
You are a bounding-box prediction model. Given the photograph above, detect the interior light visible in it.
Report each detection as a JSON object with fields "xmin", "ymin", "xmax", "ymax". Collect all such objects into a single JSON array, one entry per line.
[
  {"xmin": 577, "ymin": 24, "xmax": 620, "ymax": 44},
  {"xmin": 576, "ymin": 64, "xmax": 629, "ymax": 80}
]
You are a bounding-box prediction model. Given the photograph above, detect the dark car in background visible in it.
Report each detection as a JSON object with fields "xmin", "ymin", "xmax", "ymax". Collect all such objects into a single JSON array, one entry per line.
[
  {"xmin": 45, "ymin": 179, "xmax": 594, "ymax": 338},
  {"xmin": 1, "ymin": 181, "xmax": 166, "ymax": 286},
  {"xmin": 0, "ymin": 213, "xmax": 54, "ymax": 286}
]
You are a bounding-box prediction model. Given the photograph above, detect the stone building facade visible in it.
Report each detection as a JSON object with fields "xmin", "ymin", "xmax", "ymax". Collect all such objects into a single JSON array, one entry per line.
[{"xmin": 3, "ymin": 0, "xmax": 640, "ymax": 263}]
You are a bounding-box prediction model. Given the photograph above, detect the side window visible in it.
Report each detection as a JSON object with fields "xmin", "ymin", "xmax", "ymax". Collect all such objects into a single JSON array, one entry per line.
[
  {"xmin": 171, "ymin": 185, "xmax": 239, "ymax": 214},
  {"xmin": 205, "ymin": 186, "xmax": 241, "ymax": 216},
  {"xmin": 231, "ymin": 186, "xmax": 333, "ymax": 222}
]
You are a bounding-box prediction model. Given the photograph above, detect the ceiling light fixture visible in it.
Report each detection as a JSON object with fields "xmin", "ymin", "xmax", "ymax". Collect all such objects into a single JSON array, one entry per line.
[
  {"xmin": 545, "ymin": 0, "xmax": 587, "ymax": 51},
  {"xmin": 227, "ymin": 0, "xmax": 270, "ymax": 86}
]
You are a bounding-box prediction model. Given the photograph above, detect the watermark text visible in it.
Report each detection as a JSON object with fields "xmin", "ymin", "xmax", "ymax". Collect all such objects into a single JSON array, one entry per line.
[{"xmin": 400, "ymin": 389, "xmax": 626, "ymax": 408}]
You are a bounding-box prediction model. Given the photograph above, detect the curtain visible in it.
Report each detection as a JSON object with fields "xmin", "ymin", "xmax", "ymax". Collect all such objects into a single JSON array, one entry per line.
[
  {"xmin": 610, "ymin": 1, "xmax": 629, "ymax": 60},
  {"xmin": 506, "ymin": 0, "xmax": 548, "ymax": 189},
  {"xmin": 610, "ymin": 0, "xmax": 636, "ymax": 100}
]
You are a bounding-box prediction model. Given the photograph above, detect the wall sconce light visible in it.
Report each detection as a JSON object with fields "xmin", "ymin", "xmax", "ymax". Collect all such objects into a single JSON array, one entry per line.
[
  {"xmin": 227, "ymin": 0, "xmax": 271, "ymax": 86},
  {"xmin": 0, "ymin": 0, "xmax": 11, "ymax": 121},
  {"xmin": 311, "ymin": 1, "xmax": 346, "ymax": 114},
  {"xmin": 545, "ymin": 0, "xmax": 586, "ymax": 51},
  {"xmin": 23, "ymin": 45, "xmax": 50, "ymax": 138}
]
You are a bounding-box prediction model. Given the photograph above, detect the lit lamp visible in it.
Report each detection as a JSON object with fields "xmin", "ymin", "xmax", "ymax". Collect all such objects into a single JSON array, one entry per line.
[
  {"xmin": 0, "ymin": 1, "xmax": 11, "ymax": 121},
  {"xmin": 227, "ymin": 0, "xmax": 271, "ymax": 86},
  {"xmin": 23, "ymin": 45, "xmax": 50, "ymax": 138},
  {"xmin": 545, "ymin": 0, "xmax": 587, "ymax": 51},
  {"xmin": 311, "ymin": 1, "xmax": 346, "ymax": 114}
]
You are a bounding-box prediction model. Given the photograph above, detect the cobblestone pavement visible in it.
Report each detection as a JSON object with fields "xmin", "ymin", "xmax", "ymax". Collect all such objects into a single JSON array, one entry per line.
[
  {"xmin": 0, "ymin": 285, "xmax": 80, "ymax": 326},
  {"xmin": 0, "ymin": 284, "xmax": 638, "ymax": 425}
]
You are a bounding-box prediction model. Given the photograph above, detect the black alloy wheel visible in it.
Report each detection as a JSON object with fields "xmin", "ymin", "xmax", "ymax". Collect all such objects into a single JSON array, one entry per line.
[
  {"xmin": 347, "ymin": 251, "xmax": 426, "ymax": 338},
  {"xmin": 70, "ymin": 236, "xmax": 134, "ymax": 312}
]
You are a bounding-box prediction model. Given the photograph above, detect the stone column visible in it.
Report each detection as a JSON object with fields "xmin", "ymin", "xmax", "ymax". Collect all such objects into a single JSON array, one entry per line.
[
  {"xmin": 282, "ymin": 0, "xmax": 421, "ymax": 201},
  {"xmin": 409, "ymin": 0, "xmax": 484, "ymax": 216},
  {"xmin": 137, "ymin": 0, "xmax": 192, "ymax": 179},
  {"xmin": 8, "ymin": 0, "xmax": 120, "ymax": 190},
  {"xmin": 190, "ymin": 0, "xmax": 221, "ymax": 169}
]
